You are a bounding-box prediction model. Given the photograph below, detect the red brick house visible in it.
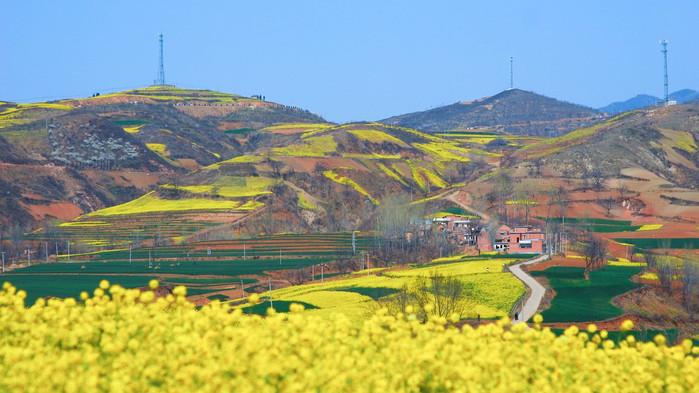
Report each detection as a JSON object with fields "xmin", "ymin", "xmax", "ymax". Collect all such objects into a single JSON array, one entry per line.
[{"xmin": 484, "ymin": 224, "xmax": 546, "ymax": 254}]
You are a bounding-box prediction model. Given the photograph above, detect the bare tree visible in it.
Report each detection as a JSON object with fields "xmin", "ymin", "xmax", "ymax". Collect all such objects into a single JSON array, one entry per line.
[
  {"xmin": 590, "ymin": 168, "xmax": 604, "ymax": 192},
  {"xmin": 528, "ymin": 160, "xmax": 544, "ymax": 178},
  {"xmin": 657, "ymin": 260, "xmax": 676, "ymax": 295},
  {"xmin": 375, "ymin": 194, "xmax": 424, "ymax": 256},
  {"xmin": 379, "ymin": 273, "xmax": 474, "ymax": 322},
  {"xmin": 491, "ymin": 174, "xmax": 514, "ymax": 223},
  {"xmin": 555, "ymin": 186, "xmax": 569, "ymax": 227},
  {"xmin": 680, "ymin": 256, "xmax": 698, "ymax": 312},
  {"xmin": 268, "ymin": 158, "xmax": 284, "ymax": 179},
  {"xmin": 313, "ymin": 162, "xmax": 328, "ymax": 177},
  {"xmin": 259, "ymin": 208, "xmax": 276, "ymax": 235},
  {"xmin": 599, "ymin": 197, "xmax": 614, "ymax": 218},
  {"xmin": 656, "ymin": 239, "xmax": 675, "ymax": 295},
  {"xmin": 642, "ymin": 251, "xmax": 657, "ymax": 269},
  {"xmin": 581, "ymin": 168, "xmax": 591, "ymax": 189},
  {"xmin": 464, "ymin": 157, "xmax": 485, "ymax": 182},
  {"xmin": 283, "ymin": 267, "xmax": 312, "ymax": 285},
  {"xmin": 580, "ymin": 234, "xmax": 608, "ymax": 276},
  {"xmin": 441, "ymin": 165, "xmax": 460, "ymax": 186},
  {"xmin": 514, "ymin": 181, "xmax": 538, "ymax": 226}
]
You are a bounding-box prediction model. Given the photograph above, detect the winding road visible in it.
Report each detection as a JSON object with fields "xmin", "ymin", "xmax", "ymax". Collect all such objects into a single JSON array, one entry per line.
[
  {"xmin": 433, "ymin": 187, "xmax": 547, "ymax": 322},
  {"xmin": 509, "ymin": 254, "xmax": 549, "ymax": 322}
]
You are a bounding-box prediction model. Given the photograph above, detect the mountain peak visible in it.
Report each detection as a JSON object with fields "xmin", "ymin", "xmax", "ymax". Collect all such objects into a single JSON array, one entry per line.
[{"xmin": 380, "ymin": 89, "xmax": 603, "ymax": 137}]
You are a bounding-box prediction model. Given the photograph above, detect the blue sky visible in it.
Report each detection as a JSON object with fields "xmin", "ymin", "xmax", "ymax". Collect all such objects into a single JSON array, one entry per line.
[{"xmin": 1, "ymin": 1, "xmax": 697, "ymax": 123}]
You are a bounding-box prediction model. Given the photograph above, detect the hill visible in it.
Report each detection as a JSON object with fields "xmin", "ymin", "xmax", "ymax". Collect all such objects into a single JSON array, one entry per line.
[
  {"xmin": 5, "ymin": 86, "xmax": 699, "ymax": 264},
  {"xmin": 40, "ymin": 121, "xmax": 499, "ymax": 249},
  {"xmin": 0, "ymin": 87, "xmax": 326, "ymax": 229},
  {"xmin": 600, "ymin": 89, "xmax": 699, "ymax": 114},
  {"xmin": 511, "ymin": 103, "xmax": 699, "ymax": 189},
  {"xmin": 459, "ymin": 103, "xmax": 699, "ymax": 257},
  {"xmin": 380, "ymin": 89, "xmax": 605, "ymax": 137}
]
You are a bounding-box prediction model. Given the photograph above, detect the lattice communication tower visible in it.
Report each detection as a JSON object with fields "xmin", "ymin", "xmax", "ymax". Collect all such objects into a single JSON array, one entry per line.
[{"xmin": 155, "ymin": 33, "xmax": 166, "ymax": 86}]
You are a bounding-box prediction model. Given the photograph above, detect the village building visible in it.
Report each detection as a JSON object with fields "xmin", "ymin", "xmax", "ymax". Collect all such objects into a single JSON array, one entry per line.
[
  {"xmin": 429, "ymin": 215, "xmax": 546, "ymax": 254},
  {"xmin": 489, "ymin": 224, "xmax": 546, "ymax": 254},
  {"xmin": 430, "ymin": 216, "xmax": 481, "ymax": 246}
]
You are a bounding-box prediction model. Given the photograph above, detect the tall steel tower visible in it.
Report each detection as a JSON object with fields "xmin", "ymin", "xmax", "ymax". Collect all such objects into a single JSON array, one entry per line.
[
  {"xmin": 155, "ymin": 33, "xmax": 166, "ymax": 86},
  {"xmin": 660, "ymin": 40, "xmax": 669, "ymax": 104},
  {"xmin": 510, "ymin": 57, "xmax": 514, "ymax": 89}
]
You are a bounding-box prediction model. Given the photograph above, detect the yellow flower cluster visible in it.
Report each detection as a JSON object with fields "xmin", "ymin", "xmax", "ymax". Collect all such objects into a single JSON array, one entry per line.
[{"xmin": 1, "ymin": 281, "xmax": 697, "ymax": 393}]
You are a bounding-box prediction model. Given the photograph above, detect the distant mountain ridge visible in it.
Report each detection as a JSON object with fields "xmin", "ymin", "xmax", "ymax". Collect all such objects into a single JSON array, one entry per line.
[
  {"xmin": 380, "ymin": 89, "xmax": 605, "ymax": 137},
  {"xmin": 599, "ymin": 89, "xmax": 699, "ymax": 114}
]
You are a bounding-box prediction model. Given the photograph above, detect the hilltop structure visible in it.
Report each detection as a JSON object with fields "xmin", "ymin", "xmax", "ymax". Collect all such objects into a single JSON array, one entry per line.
[{"xmin": 154, "ymin": 33, "xmax": 168, "ymax": 86}]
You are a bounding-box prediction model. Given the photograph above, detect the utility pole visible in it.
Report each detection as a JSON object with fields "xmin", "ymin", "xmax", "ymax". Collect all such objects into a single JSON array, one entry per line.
[
  {"xmin": 1, "ymin": 251, "xmax": 5, "ymax": 273},
  {"xmin": 352, "ymin": 232, "xmax": 356, "ymax": 255},
  {"xmin": 240, "ymin": 277, "xmax": 244, "ymax": 298},
  {"xmin": 27, "ymin": 247, "xmax": 31, "ymax": 267},
  {"xmin": 67, "ymin": 241, "xmax": 70, "ymax": 260},
  {"xmin": 45, "ymin": 242, "xmax": 49, "ymax": 263},
  {"xmin": 243, "ymin": 242, "xmax": 246, "ymax": 261},
  {"xmin": 279, "ymin": 249, "xmax": 282, "ymax": 265},
  {"xmin": 55, "ymin": 242, "xmax": 58, "ymax": 258},
  {"xmin": 268, "ymin": 279, "xmax": 273, "ymax": 310},
  {"xmin": 129, "ymin": 245, "xmax": 132, "ymax": 264},
  {"xmin": 366, "ymin": 253, "xmax": 369, "ymax": 276}
]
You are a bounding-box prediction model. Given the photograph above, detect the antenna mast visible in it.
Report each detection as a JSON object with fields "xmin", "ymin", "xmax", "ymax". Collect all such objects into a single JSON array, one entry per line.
[
  {"xmin": 510, "ymin": 57, "xmax": 514, "ymax": 89},
  {"xmin": 155, "ymin": 33, "xmax": 166, "ymax": 86},
  {"xmin": 660, "ymin": 40, "xmax": 668, "ymax": 104}
]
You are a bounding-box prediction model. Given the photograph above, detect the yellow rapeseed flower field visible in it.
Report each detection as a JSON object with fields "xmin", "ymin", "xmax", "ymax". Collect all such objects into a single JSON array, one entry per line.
[
  {"xmin": 323, "ymin": 170, "xmax": 378, "ymax": 204},
  {"xmin": 347, "ymin": 129, "xmax": 406, "ymax": 145},
  {"xmin": 272, "ymin": 134, "xmax": 337, "ymax": 157},
  {"xmin": 145, "ymin": 143, "xmax": 167, "ymax": 154},
  {"xmin": 637, "ymin": 224, "xmax": 664, "ymax": 231},
  {"xmin": 86, "ymin": 192, "xmax": 258, "ymax": 216},
  {"xmin": 0, "ymin": 281, "xmax": 697, "ymax": 392}
]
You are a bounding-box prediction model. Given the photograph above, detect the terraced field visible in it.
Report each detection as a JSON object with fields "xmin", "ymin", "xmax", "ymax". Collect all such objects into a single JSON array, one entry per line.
[
  {"xmin": 5, "ymin": 233, "xmax": 374, "ymax": 305},
  {"xmin": 541, "ymin": 217, "xmax": 642, "ymax": 233},
  {"xmin": 612, "ymin": 237, "xmax": 699, "ymax": 250}
]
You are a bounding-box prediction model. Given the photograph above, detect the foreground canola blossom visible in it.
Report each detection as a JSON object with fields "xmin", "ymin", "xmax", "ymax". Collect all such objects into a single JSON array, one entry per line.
[{"xmin": 0, "ymin": 282, "xmax": 698, "ymax": 393}]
